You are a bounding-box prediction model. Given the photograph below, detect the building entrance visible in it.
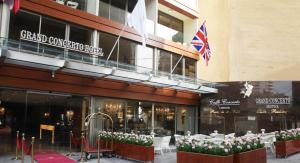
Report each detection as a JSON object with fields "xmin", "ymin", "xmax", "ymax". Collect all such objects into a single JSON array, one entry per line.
[{"xmin": 0, "ymin": 88, "xmax": 88, "ymax": 155}]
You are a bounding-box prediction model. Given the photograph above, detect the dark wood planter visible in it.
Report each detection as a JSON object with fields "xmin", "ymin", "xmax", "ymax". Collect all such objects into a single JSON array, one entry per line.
[
  {"xmin": 114, "ymin": 142, "xmax": 154, "ymax": 162},
  {"xmin": 100, "ymin": 140, "xmax": 113, "ymax": 149},
  {"xmin": 177, "ymin": 151, "xmax": 233, "ymax": 163},
  {"xmin": 113, "ymin": 142, "xmax": 123, "ymax": 156},
  {"xmin": 275, "ymin": 139, "xmax": 300, "ymax": 158},
  {"xmin": 233, "ymin": 148, "xmax": 266, "ymax": 163}
]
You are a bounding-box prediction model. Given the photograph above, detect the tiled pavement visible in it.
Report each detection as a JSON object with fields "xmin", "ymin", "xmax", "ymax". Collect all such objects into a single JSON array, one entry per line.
[{"xmin": 1, "ymin": 151, "xmax": 300, "ymax": 163}]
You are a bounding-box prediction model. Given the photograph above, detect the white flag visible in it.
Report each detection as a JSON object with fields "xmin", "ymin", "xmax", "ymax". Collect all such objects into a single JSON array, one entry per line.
[
  {"xmin": 128, "ymin": 0, "xmax": 148, "ymax": 46},
  {"xmin": 4, "ymin": 0, "xmax": 14, "ymax": 10}
]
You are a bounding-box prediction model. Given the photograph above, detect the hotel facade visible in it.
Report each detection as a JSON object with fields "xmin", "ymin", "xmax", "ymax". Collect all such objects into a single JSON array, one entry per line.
[
  {"xmin": 0, "ymin": 0, "xmax": 218, "ymax": 147},
  {"xmin": 1, "ymin": 1, "xmax": 300, "ymax": 157}
]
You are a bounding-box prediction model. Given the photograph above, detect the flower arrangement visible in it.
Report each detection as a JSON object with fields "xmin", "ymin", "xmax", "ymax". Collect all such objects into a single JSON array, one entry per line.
[
  {"xmin": 177, "ymin": 137, "xmax": 234, "ymax": 156},
  {"xmin": 275, "ymin": 128, "xmax": 300, "ymax": 141},
  {"xmin": 232, "ymin": 135, "xmax": 264, "ymax": 153},
  {"xmin": 177, "ymin": 134, "xmax": 265, "ymax": 156},
  {"xmin": 98, "ymin": 131, "xmax": 113, "ymax": 141},
  {"xmin": 98, "ymin": 131, "xmax": 153, "ymax": 147}
]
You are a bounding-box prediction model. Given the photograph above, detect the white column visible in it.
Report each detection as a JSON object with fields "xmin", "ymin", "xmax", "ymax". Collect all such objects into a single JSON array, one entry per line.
[
  {"xmin": 86, "ymin": 0, "xmax": 100, "ymax": 65},
  {"xmin": 151, "ymin": 103, "xmax": 155, "ymax": 132},
  {"xmin": 0, "ymin": 3, "xmax": 11, "ymax": 38}
]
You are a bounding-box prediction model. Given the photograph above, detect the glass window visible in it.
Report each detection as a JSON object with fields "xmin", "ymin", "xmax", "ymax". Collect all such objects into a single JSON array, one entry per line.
[
  {"xmin": 172, "ymin": 54, "xmax": 183, "ymax": 75},
  {"xmin": 119, "ymin": 38, "xmax": 137, "ymax": 67},
  {"xmin": 136, "ymin": 45, "xmax": 154, "ymax": 72},
  {"xmin": 176, "ymin": 106, "xmax": 196, "ymax": 135},
  {"xmin": 99, "ymin": 32, "xmax": 118, "ymax": 62},
  {"xmin": 126, "ymin": 101, "xmax": 152, "ymax": 134},
  {"xmin": 69, "ymin": 25, "xmax": 92, "ymax": 46},
  {"xmin": 99, "ymin": 0, "xmax": 110, "ymax": 19},
  {"xmin": 154, "ymin": 104, "xmax": 175, "ymax": 136},
  {"xmin": 158, "ymin": 11, "xmax": 183, "ymax": 43},
  {"xmin": 157, "ymin": 50, "xmax": 171, "ymax": 74},
  {"xmin": 99, "ymin": 0, "xmax": 138, "ymax": 25},
  {"xmin": 69, "ymin": 25, "xmax": 93, "ymax": 62},
  {"xmin": 92, "ymin": 98, "xmax": 126, "ymax": 132},
  {"xmin": 128, "ymin": 0, "xmax": 138, "ymax": 12},
  {"xmin": 75, "ymin": 0, "xmax": 87, "ymax": 11},
  {"xmin": 185, "ymin": 58, "xmax": 196, "ymax": 78},
  {"xmin": 110, "ymin": 0, "xmax": 126, "ymax": 24},
  {"xmin": 8, "ymin": 11, "xmax": 40, "ymax": 51},
  {"xmin": 40, "ymin": 17, "xmax": 66, "ymax": 57}
]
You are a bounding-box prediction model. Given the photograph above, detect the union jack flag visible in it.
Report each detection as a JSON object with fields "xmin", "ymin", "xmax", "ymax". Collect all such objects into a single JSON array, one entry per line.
[{"xmin": 191, "ymin": 21, "xmax": 211, "ymax": 66}]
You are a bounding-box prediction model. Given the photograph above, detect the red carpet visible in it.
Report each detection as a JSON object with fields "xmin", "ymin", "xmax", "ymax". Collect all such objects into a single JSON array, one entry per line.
[{"xmin": 34, "ymin": 151, "xmax": 76, "ymax": 163}]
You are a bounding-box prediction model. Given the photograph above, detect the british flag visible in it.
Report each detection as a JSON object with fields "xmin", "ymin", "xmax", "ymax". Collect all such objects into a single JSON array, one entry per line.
[{"xmin": 191, "ymin": 21, "xmax": 211, "ymax": 66}]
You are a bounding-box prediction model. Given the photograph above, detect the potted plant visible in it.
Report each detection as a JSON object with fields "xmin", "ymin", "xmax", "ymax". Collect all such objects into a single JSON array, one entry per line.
[
  {"xmin": 232, "ymin": 135, "xmax": 266, "ymax": 163},
  {"xmin": 99, "ymin": 131, "xmax": 154, "ymax": 162},
  {"xmin": 177, "ymin": 138, "xmax": 233, "ymax": 163},
  {"xmin": 274, "ymin": 129, "xmax": 300, "ymax": 158}
]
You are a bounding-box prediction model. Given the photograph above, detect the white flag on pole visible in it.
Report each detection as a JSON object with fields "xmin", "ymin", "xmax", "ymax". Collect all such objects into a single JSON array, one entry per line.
[{"xmin": 128, "ymin": 0, "xmax": 148, "ymax": 46}]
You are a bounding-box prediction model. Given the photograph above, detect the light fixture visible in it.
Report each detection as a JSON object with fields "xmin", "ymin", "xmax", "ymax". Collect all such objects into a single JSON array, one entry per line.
[
  {"xmin": 66, "ymin": 110, "xmax": 74, "ymax": 121},
  {"xmin": 44, "ymin": 112, "xmax": 50, "ymax": 119},
  {"xmin": 0, "ymin": 107, "xmax": 5, "ymax": 116}
]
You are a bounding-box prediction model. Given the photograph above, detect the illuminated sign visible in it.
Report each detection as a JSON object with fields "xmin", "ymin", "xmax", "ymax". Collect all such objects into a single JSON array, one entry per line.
[
  {"xmin": 209, "ymin": 99, "xmax": 240, "ymax": 109},
  {"xmin": 256, "ymin": 97, "xmax": 291, "ymax": 109},
  {"xmin": 20, "ymin": 30, "xmax": 103, "ymax": 57},
  {"xmin": 255, "ymin": 97, "xmax": 291, "ymax": 105}
]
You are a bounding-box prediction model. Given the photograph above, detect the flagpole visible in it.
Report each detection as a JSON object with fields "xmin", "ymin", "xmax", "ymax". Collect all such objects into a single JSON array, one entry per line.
[
  {"xmin": 106, "ymin": 23, "xmax": 127, "ymax": 62},
  {"xmin": 171, "ymin": 55, "xmax": 184, "ymax": 74}
]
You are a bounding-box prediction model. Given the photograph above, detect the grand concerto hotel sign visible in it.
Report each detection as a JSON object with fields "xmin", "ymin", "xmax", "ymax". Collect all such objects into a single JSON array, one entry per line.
[{"xmin": 20, "ymin": 30, "xmax": 103, "ymax": 57}]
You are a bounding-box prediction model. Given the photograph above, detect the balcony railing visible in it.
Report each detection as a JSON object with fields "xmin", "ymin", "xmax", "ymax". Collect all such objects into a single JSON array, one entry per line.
[
  {"xmin": 0, "ymin": 38, "xmax": 218, "ymax": 93},
  {"xmin": 157, "ymin": 24, "xmax": 183, "ymax": 43}
]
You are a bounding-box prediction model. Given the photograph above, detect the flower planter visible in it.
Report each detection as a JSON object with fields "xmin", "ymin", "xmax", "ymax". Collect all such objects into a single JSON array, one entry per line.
[
  {"xmin": 113, "ymin": 142, "xmax": 123, "ymax": 156},
  {"xmin": 177, "ymin": 151, "xmax": 233, "ymax": 163},
  {"xmin": 100, "ymin": 140, "xmax": 113, "ymax": 149},
  {"xmin": 233, "ymin": 148, "xmax": 266, "ymax": 163},
  {"xmin": 275, "ymin": 139, "xmax": 300, "ymax": 158},
  {"xmin": 114, "ymin": 143, "xmax": 154, "ymax": 162}
]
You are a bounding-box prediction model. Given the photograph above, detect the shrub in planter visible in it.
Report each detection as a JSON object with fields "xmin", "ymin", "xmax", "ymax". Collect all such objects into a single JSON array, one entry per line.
[
  {"xmin": 232, "ymin": 135, "xmax": 265, "ymax": 153},
  {"xmin": 274, "ymin": 128, "xmax": 300, "ymax": 157},
  {"xmin": 176, "ymin": 138, "xmax": 233, "ymax": 163},
  {"xmin": 232, "ymin": 135, "xmax": 266, "ymax": 163},
  {"xmin": 98, "ymin": 131, "xmax": 154, "ymax": 161}
]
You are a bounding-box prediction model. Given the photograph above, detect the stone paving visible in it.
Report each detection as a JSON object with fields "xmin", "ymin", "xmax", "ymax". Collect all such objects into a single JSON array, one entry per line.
[{"xmin": 1, "ymin": 150, "xmax": 300, "ymax": 163}]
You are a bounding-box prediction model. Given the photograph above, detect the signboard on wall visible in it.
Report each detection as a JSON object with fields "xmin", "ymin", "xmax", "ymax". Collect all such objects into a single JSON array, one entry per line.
[
  {"xmin": 209, "ymin": 98, "xmax": 240, "ymax": 110},
  {"xmin": 20, "ymin": 30, "xmax": 103, "ymax": 57},
  {"xmin": 255, "ymin": 97, "xmax": 291, "ymax": 109}
]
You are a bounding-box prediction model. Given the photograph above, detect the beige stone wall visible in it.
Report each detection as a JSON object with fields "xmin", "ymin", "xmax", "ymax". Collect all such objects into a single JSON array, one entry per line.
[
  {"xmin": 229, "ymin": 0, "xmax": 300, "ymax": 81},
  {"xmin": 197, "ymin": 0, "xmax": 230, "ymax": 82},
  {"xmin": 197, "ymin": 0, "xmax": 300, "ymax": 82}
]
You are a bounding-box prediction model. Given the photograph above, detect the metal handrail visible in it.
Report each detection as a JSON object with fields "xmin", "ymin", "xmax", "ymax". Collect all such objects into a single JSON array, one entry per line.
[{"xmin": 0, "ymin": 37, "xmax": 220, "ymax": 88}]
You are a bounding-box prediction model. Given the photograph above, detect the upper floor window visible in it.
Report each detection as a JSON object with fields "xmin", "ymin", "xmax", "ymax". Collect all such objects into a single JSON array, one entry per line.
[
  {"xmin": 9, "ymin": 10, "xmax": 93, "ymax": 59},
  {"xmin": 157, "ymin": 11, "xmax": 183, "ymax": 43},
  {"xmin": 157, "ymin": 50, "xmax": 171, "ymax": 74},
  {"xmin": 99, "ymin": 0, "xmax": 138, "ymax": 24},
  {"xmin": 185, "ymin": 58, "xmax": 196, "ymax": 78},
  {"xmin": 172, "ymin": 54, "xmax": 183, "ymax": 76}
]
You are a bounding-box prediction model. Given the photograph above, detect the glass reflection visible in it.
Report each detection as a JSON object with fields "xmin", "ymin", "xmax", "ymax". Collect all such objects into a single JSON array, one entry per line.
[{"xmin": 154, "ymin": 104, "xmax": 175, "ymax": 136}]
